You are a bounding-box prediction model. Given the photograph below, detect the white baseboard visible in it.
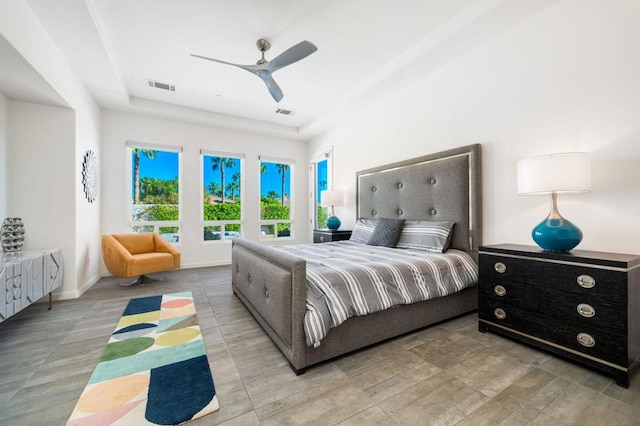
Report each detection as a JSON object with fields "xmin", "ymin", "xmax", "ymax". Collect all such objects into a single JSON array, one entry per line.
[
  {"xmin": 50, "ymin": 272, "xmax": 102, "ymax": 301},
  {"xmin": 50, "ymin": 263, "xmax": 232, "ymax": 301}
]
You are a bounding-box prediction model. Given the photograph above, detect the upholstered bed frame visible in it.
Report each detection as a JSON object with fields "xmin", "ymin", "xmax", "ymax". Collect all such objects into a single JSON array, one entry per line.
[{"xmin": 231, "ymin": 143, "xmax": 482, "ymax": 373}]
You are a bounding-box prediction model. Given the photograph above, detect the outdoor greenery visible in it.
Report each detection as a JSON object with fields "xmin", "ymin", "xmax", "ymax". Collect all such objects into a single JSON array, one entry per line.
[
  {"xmin": 132, "ymin": 148, "xmax": 157, "ymax": 204},
  {"xmin": 139, "ymin": 177, "xmax": 179, "ymax": 204},
  {"xmin": 210, "ymin": 157, "xmax": 235, "ymax": 202},
  {"xmin": 133, "ymin": 204, "xmax": 179, "ymax": 234},
  {"xmin": 317, "ymin": 206, "xmax": 328, "ymax": 228},
  {"xmin": 131, "ymin": 148, "xmax": 179, "ymax": 235},
  {"xmin": 261, "ymin": 196, "xmax": 290, "ymax": 234},
  {"xmin": 134, "ymin": 151, "xmax": 293, "ymax": 238}
]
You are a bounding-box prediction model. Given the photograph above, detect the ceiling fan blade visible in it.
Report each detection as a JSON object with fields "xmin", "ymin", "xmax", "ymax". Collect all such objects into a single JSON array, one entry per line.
[
  {"xmin": 266, "ymin": 40, "xmax": 317, "ymax": 72},
  {"xmin": 191, "ymin": 49, "xmax": 291, "ymax": 102},
  {"xmin": 256, "ymin": 70, "xmax": 284, "ymax": 102},
  {"xmin": 190, "ymin": 53, "xmax": 258, "ymax": 73}
]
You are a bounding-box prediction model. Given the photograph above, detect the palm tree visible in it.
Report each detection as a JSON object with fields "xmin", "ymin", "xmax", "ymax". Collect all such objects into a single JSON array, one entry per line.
[
  {"xmin": 267, "ymin": 190, "xmax": 280, "ymax": 200},
  {"xmin": 276, "ymin": 164, "xmax": 289, "ymax": 206},
  {"xmin": 211, "ymin": 157, "xmax": 235, "ymax": 203},
  {"xmin": 227, "ymin": 173, "xmax": 241, "ymax": 201},
  {"xmin": 260, "ymin": 163, "xmax": 267, "ymax": 176},
  {"xmin": 208, "ymin": 182, "xmax": 222, "ymax": 199},
  {"xmin": 132, "ymin": 148, "xmax": 157, "ymax": 204},
  {"xmin": 226, "ymin": 181, "xmax": 239, "ymax": 201}
]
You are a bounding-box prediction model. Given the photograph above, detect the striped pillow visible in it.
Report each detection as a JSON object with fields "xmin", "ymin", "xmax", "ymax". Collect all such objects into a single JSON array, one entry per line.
[
  {"xmin": 349, "ymin": 218, "xmax": 377, "ymax": 243},
  {"xmin": 395, "ymin": 220, "xmax": 455, "ymax": 253}
]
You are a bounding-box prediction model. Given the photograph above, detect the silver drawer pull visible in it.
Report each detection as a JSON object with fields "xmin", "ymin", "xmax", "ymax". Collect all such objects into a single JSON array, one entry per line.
[
  {"xmin": 494, "ymin": 285, "xmax": 507, "ymax": 296},
  {"xmin": 577, "ymin": 332, "xmax": 595, "ymax": 347},
  {"xmin": 319, "ymin": 235, "xmax": 325, "ymax": 242},
  {"xmin": 577, "ymin": 274, "xmax": 595, "ymax": 289},
  {"xmin": 494, "ymin": 262, "xmax": 507, "ymax": 274},
  {"xmin": 494, "ymin": 308, "xmax": 506, "ymax": 320},
  {"xmin": 577, "ymin": 303, "xmax": 595, "ymax": 318}
]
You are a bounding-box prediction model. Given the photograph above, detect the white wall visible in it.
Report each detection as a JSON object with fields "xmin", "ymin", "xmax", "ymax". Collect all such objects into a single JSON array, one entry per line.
[
  {"xmin": 7, "ymin": 101, "xmax": 76, "ymax": 291},
  {"xmin": 1, "ymin": 0, "xmax": 102, "ymax": 299},
  {"xmin": 74, "ymin": 105, "xmax": 102, "ymax": 296},
  {"xmin": 310, "ymin": 0, "xmax": 640, "ymax": 255},
  {"xmin": 0, "ymin": 93, "xmax": 7, "ymax": 220},
  {"xmin": 101, "ymin": 110, "xmax": 308, "ymax": 270}
]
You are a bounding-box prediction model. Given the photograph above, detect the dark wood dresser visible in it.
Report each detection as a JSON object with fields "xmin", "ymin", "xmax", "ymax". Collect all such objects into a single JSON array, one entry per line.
[
  {"xmin": 313, "ymin": 229, "xmax": 352, "ymax": 243},
  {"xmin": 478, "ymin": 244, "xmax": 640, "ymax": 387}
]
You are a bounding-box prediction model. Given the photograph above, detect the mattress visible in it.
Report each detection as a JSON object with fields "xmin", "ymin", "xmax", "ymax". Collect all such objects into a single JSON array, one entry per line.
[{"xmin": 276, "ymin": 241, "xmax": 479, "ymax": 347}]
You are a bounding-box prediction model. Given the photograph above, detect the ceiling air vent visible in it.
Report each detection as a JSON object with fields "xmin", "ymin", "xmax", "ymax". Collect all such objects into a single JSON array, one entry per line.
[
  {"xmin": 147, "ymin": 80, "xmax": 176, "ymax": 92},
  {"xmin": 275, "ymin": 108, "xmax": 295, "ymax": 116}
]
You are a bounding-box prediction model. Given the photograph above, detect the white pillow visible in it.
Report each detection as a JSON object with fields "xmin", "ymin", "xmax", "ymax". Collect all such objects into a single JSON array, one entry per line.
[
  {"xmin": 395, "ymin": 220, "xmax": 454, "ymax": 253},
  {"xmin": 349, "ymin": 218, "xmax": 377, "ymax": 243}
]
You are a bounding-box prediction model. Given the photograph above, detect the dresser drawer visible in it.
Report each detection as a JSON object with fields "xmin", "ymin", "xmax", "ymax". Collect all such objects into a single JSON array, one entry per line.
[
  {"xmin": 479, "ymin": 255, "xmax": 627, "ymax": 301},
  {"xmin": 313, "ymin": 230, "xmax": 352, "ymax": 243},
  {"xmin": 478, "ymin": 278, "xmax": 627, "ymax": 336},
  {"xmin": 479, "ymin": 302, "xmax": 628, "ymax": 366}
]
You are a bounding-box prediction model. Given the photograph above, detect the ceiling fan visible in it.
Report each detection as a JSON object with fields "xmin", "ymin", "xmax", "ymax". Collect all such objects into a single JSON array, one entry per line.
[{"xmin": 191, "ymin": 39, "xmax": 317, "ymax": 102}]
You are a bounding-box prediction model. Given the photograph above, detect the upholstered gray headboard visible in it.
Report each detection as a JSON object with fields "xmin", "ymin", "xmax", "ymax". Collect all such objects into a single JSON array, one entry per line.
[{"xmin": 356, "ymin": 144, "xmax": 482, "ymax": 256}]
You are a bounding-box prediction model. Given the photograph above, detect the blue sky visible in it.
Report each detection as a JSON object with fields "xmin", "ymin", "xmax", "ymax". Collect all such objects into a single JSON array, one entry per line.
[
  {"xmin": 316, "ymin": 159, "xmax": 328, "ymax": 202},
  {"xmin": 134, "ymin": 151, "xmax": 290, "ymax": 197}
]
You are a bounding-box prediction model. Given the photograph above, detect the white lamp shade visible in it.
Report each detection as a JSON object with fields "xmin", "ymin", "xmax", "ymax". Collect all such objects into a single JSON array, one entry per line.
[
  {"xmin": 320, "ymin": 190, "xmax": 343, "ymax": 207},
  {"xmin": 517, "ymin": 152, "xmax": 591, "ymax": 195}
]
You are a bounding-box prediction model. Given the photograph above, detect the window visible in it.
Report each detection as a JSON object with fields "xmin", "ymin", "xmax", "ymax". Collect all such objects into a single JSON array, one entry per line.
[
  {"xmin": 314, "ymin": 159, "xmax": 329, "ymax": 228},
  {"xmin": 309, "ymin": 149, "xmax": 332, "ymax": 229},
  {"xmin": 259, "ymin": 158, "xmax": 293, "ymax": 239},
  {"xmin": 127, "ymin": 142, "xmax": 181, "ymax": 243},
  {"xmin": 202, "ymin": 151, "xmax": 243, "ymax": 242}
]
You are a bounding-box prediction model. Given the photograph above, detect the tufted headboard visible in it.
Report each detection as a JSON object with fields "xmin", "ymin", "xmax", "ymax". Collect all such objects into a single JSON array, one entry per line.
[{"xmin": 356, "ymin": 144, "xmax": 482, "ymax": 257}]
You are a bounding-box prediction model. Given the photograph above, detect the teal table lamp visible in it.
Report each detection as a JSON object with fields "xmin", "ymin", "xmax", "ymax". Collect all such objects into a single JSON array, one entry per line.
[
  {"xmin": 517, "ymin": 152, "xmax": 591, "ymax": 252},
  {"xmin": 320, "ymin": 190, "xmax": 343, "ymax": 230}
]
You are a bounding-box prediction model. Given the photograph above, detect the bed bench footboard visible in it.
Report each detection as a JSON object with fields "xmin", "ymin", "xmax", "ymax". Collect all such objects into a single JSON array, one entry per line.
[{"xmin": 231, "ymin": 238, "xmax": 308, "ymax": 370}]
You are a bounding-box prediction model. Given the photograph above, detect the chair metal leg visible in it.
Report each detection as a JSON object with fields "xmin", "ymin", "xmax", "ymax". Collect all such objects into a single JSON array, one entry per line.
[{"xmin": 118, "ymin": 274, "xmax": 164, "ymax": 287}]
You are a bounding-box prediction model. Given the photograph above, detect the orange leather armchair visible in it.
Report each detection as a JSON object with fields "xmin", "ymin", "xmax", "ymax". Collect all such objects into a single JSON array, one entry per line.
[{"xmin": 102, "ymin": 233, "xmax": 181, "ymax": 285}]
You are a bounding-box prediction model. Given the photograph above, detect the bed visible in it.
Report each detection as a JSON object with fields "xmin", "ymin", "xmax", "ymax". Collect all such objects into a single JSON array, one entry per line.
[{"xmin": 231, "ymin": 143, "xmax": 482, "ymax": 374}]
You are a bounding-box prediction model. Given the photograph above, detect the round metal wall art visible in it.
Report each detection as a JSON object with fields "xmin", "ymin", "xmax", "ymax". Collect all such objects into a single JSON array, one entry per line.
[{"xmin": 82, "ymin": 150, "xmax": 98, "ymax": 203}]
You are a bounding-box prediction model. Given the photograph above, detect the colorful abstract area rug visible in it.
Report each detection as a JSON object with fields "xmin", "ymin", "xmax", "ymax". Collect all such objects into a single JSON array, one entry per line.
[{"xmin": 67, "ymin": 291, "xmax": 219, "ymax": 425}]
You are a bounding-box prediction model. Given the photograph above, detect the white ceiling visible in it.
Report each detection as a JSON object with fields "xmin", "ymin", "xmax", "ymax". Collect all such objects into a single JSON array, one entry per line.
[{"xmin": 7, "ymin": 0, "xmax": 560, "ymax": 140}]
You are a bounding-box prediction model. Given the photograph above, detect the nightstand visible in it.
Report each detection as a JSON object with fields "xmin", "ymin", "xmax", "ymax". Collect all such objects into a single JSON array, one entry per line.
[
  {"xmin": 478, "ymin": 244, "xmax": 640, "ymax": 387},
  {"xmin": 313, "ymin": 229, "xmax": 352, "ymax": 243}
]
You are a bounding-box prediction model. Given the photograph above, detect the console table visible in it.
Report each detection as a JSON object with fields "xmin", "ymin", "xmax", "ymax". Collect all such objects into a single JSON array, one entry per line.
[{"xmin": 0, "ymin": 249, "xmax": 63, "ymax": 323}]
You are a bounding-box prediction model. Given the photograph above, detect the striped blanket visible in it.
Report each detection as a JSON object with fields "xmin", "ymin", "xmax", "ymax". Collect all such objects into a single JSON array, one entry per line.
[{"xmin": 276, "ymin": 241, "xmax": 478, "ymax": 347}]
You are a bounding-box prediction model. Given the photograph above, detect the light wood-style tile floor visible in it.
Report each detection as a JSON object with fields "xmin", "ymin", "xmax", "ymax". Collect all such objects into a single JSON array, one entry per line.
[{"xmin": 1, "ymin": 266, "xmax": 639, "ymax": 425}]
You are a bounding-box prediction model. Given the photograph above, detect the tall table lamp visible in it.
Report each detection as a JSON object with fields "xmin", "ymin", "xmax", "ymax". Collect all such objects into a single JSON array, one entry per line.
[
  {"xmin": 517, "ymin": 152, "xmax": 591, "ymax": 252},
  {"xmin": 320, "ymin": 190, "xmax": 344, "ymax": 230}
]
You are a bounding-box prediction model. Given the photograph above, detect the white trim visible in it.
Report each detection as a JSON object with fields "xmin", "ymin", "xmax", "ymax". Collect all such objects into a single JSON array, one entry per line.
[
  {"xmin": 309, "ymin": 146, "xmax": 333, "ymax": 232},
  {"xmin": 309, "ymin": 145, "xmax": 333, "ymax": 162},
  {"xmin": 200, "ymin": 151, "xmax": 245, "ymax": 242},
  {"xmin": 200, "ymin": 149, "xmax": 245, "ymax": 159},
  {"xmin": 259, "ymin": 155, "xmax": 294, "ymax": 165},
  {"xmin": 125, "ymin": 143, "xmax": 182, "ymax": 238},
  {"xmin": 126, "ymin": 140, "xmax": 183, "ymax": 153}
]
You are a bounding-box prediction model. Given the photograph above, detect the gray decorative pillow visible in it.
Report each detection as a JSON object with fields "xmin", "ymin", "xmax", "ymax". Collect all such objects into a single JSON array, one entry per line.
[
  {"xmin": 349, "ymin": 218, "xmax": 377, "ymax": 243},
  {"xmin": 395, "ymin": 220, "xmax": 455, "ymax": 253},
  {"xmin": 367, "ymin": 218, "xmax": 406, "ymax": 247}
]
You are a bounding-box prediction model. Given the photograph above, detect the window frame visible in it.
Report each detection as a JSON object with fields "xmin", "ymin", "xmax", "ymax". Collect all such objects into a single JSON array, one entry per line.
[
  {"xmin": 259, "ymin": 156, "xmax": 295, "ymax": 241},
  {"xmin": 309, "ymin": 147, "xmax": 333, "ymax": 232},
  {"xmin": 200, "ymin": 150, "xmax": 245, "ymax": 243},
  {"xmin": 125, "ymin": 141, "xmax": 183, "ymax": 244}
]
